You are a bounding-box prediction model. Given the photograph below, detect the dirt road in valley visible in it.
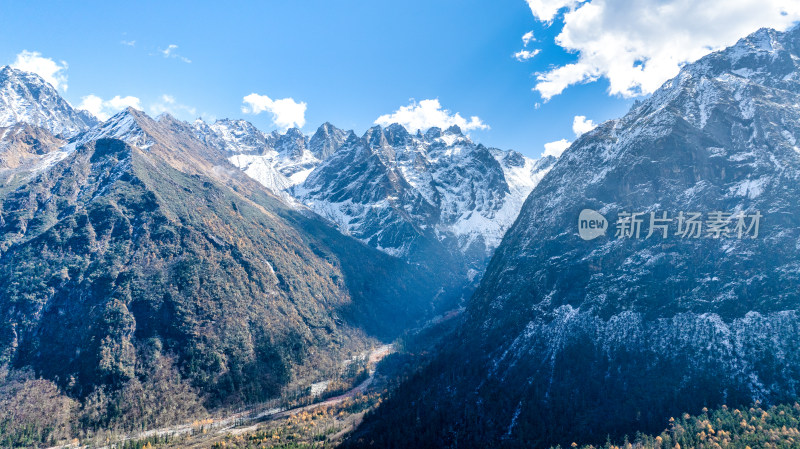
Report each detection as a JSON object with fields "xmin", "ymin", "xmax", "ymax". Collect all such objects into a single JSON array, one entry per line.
[{"xmin": 48, "ymin": 344, "xmax": 395, "ymax": 449}]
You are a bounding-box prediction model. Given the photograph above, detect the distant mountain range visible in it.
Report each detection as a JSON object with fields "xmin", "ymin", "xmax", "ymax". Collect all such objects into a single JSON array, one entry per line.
[
  {"xmin": 346, "ymin": 26, "xmax": 800, "ymax": 449},
  {"xmin": 194, "ymin": 115, "xmax": 553, "ymax": 282}
]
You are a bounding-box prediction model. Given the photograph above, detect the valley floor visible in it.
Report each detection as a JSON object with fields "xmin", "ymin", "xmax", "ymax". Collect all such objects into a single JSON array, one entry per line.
[{"xmin": 44, "ymin": 345, "xmax": 394, "ymax": 449}]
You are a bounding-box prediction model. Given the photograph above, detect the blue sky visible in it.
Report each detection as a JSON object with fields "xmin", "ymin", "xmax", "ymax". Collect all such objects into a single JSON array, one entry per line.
[{"xmin": 1, "ymin": 0, "xmax": 798, "ymax": 158}]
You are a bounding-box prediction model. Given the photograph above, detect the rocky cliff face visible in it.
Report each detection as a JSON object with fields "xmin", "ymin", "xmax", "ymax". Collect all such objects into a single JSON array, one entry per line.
[{"xmin": 347, "ymin": 26, "xmax": 800, "ymax": 449}]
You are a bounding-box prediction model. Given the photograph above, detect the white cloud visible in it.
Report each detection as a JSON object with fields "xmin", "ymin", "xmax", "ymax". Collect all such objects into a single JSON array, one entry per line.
[
  {"xmin": 541, "ymin": 116, "xmax": 596, "ymax": 158},
  {"xmin": 10, "ymin": 50, "xmax": 69, "ymax": 91},
  {"xmin": 121, "ymin": 40, "xmax": 136, "ymax": 47},
  {"xmin": 106, "ymin": 96, "xmax": 141, "ymax": 111},
  {"xmin": 543, "ymin": 138, "xmax": 571, "ymax": 158},
  {"xmin": 159, "ymin": 44, "xmax": 191, "ymax": 63},
  {"xmin": 572, "ymin": 115, "xmax": 596, "ymax": 136},
  {"xmin": 78, "ymin": 94, "xmax": 142, "ymax": 121},
  {"xmin": 161, "ymin": 44, "xmax": 177, "ymax": 56},
  {"xmin": 78, "ymin": 95, "xmax": 104, "ymax": 118},
  {"xmin": 374, "ymin": 99, "xmax": 489, "ymax": 133},
  {"xmin": 242, "ymin": 93, "xmax": 307, "ymax": 130},
  {"xmin": 526, "ymin": 0, "xmax": 581, "ymax": 23},
  {"xmin": 522, "ymin": 30, "xmax": 536, "ymax": 46},
  {"xmin": 514, "ymin": 49, "xmax": 541, "ymax": 61},
  {"xmin": 150, "ymin": 94, "xmax": 197, "ymax": 118},
  {"xmin": 528, "ymin": 0, "xmax": 800, "ymax": 100}
]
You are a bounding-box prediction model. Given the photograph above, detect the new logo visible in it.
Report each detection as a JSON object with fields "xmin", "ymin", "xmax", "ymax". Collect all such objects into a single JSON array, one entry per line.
[{"xmin": 578, "ymin": 209, "xmax": 607, "ymax": 241}]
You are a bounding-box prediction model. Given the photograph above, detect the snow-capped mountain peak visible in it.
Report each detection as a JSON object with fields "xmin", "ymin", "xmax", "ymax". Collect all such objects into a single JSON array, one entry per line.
[
  {"xmin": 445, "ymin": 124, "xmax": 463, "ymax": 136},
  {"xmin": 194, "ymin": 119, "xmax": 361, "ymax": 191},
  {"xmin": 72, "ymin": 107, "xmax": 153, "ymax": 150},
  {"xmin": 0, "ymin": 66, "xmax": 96, "ymax": 138},
  {"xmin": 274, "ymin": 127, "xmax": 309, "ymax": 158},
  {"xmin": 309, "ymin": 122, "xmax": 352, "ymax": 159}
]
